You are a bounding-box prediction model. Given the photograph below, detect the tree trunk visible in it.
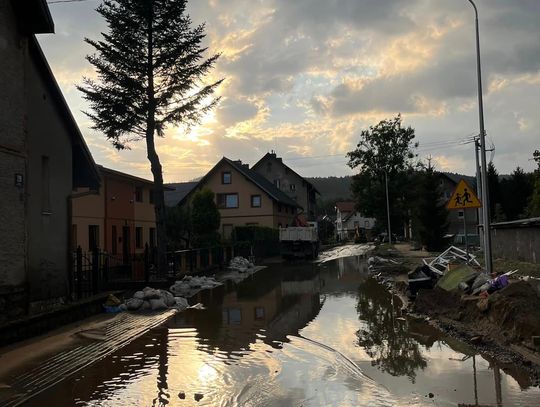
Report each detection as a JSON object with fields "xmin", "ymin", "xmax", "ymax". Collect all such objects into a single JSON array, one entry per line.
[{"xmin": 145, "ymin": 1, "xmax": 167, "ymax": 275}]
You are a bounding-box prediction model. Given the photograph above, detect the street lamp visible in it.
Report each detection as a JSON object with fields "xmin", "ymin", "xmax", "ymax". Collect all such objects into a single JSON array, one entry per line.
[{"xmin": 467, "ymin": 0, "xmax": 492, "ymax": 274}]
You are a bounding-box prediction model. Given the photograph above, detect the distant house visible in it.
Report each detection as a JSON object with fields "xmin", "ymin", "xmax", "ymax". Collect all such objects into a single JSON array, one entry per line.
[
  {"xmin": 0, "ymin": 0, "xmax": 100, "ymax": 317},
  {"xmin": 438, "ymin": 173, "xmax": 480, "ymax": 245},
  {"xmin": 252, "ymin": 152, "xmax": 320, "ymax": 220},
  {"xmin": 72, "ymin": 166, "xmax": 168, "ymax": 260},
  {"xmin": 164, "ymin": 181, "xmax": 198, "ymax": 207},
  {"xmin": 179, "ymin": 157, "xmax": 300, "ymax": 239},
  {"xmin": 335, "ymin": 201, "xmax": 375, "ymax": 241}
]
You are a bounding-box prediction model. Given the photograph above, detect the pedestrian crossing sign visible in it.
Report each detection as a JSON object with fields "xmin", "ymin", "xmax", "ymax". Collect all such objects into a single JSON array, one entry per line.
[{"xmin": 447, "ymin": 179, "xmax": 482, "ymax": 209}]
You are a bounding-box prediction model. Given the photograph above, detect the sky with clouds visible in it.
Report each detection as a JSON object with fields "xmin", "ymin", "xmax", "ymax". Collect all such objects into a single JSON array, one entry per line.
[{"xmin": 39, "ymin": 0, "xmax": 540, "ymax": 182}]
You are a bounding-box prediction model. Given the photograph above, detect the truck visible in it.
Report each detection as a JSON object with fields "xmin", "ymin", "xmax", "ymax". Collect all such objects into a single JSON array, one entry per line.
[{"xmin": 279, "ymin": 222, "xmax": 319, "ymax": 259}]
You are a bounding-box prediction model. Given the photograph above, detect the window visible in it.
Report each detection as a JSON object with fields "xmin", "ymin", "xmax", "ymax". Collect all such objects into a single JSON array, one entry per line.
[
  {"xmin": 222, "ymin": 224, "xmax": 233, "ymax": 239},
  {"xmin": 254, "ymin": 307, "xmax": 265, "ymax": 320},
  {"xmin": 71, "ymin": 224, "xmax": 77, "ymax": 251},
  {"xmin": 274, "ymin": 179, "xmax": 281, "ymax": 188},
  {"xmin": 149, "ymin": 227, "xmax": 156, "ymax": 247},
  {"xmin": 217, "ymin": 193, "xmax": 238, "ymax": 208},
  {"xmin": 149, "ymin": 189, "xmax": 154, "ymax": 204},
  {"xmin": 222, "ymin": 308, "xmax": 242, "ymax": 325},
  {"xmin": 222, "ymin": 171, "xmax": 232, "ymax": 184},
  {"xmin": 278, "ymin": 204, "xmax": 282, "ymax": 212},
  {"xmin": 112, "ymin": 226, "xmax": 117, "ymax": 254},
  {"xmin": 364, "ymin": 220, "xmax": 370, "ymax": 228},
  {"xmin": 89, "ymin": 225, "xmax": 99, "ymax": 251},
  {"xmin": 290, "ymin": 184, "xmax": 296, "ymax": 192},
  {"xmin": 251, "ymin": 195, "xmax": 261, "ymax": 208},
  {"xmin": 458, "ymin": 210, "xmax": 464, "ymax": 219},
  {"xmin": 41, "ymin": 156, "xmax": 51, "ymax": 214},
  {"xmin": 135, "ymin": 187, "xmax": 143, "ymax": 202},
  {"xmin": 135, "ymin": 227, "xmax": 143, "ymax": 248}
]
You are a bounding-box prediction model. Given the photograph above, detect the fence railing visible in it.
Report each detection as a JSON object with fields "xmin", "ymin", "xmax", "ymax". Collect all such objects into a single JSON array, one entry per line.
[{"xmin": 72, "ymin": 240, "xmax": 280, "ymax": 300}]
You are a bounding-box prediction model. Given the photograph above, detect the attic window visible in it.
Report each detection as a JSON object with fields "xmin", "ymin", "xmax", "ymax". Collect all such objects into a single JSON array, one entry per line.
[
  {"xmin": 290, "ymin": 184, "xmax": 296, "ymax": 192},
  {"xmin": 222, "ymin": 172, "xmax": 231, "ymax": 184}
]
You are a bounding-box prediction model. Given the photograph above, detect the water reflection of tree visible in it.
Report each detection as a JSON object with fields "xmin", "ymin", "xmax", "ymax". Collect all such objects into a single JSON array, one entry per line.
[{"xmin": 356, "ymin": 278, "xmax": 426, "ymax": 382}]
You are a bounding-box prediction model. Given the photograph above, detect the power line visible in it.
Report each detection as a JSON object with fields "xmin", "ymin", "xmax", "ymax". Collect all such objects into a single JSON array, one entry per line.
[{"xmin": 47, "ymin": 0, "xmax": 96, "ymax": 5}]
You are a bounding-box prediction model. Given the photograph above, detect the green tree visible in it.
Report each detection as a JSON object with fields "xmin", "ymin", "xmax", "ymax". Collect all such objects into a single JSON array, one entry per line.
[
  {"xmin": 165, "ymin": 205, "xmax": 191, "ymax": 250},
  {"xmin": 413, "ymin": 165, "xmax": 448, "ymax": 251},
  {"xmin": 487, "ymin": 161, "xmax": 501, "ymax": 221},
  {"xmin": 528, "ymin": 150, "xmax": 540, "ymax": 217},
  {"xmin": 190, "ymin": 188, "xmax": 220, "ymax": 247},
  {"xmin": 79, "ymin": 0, "xmax": 222, "ymax": 272},
  {"xmin": 500, "ymin": 167, "xmax": 534, "ymax": 220},
  {"xmin": 347, "ymin": 115, "xmax": 418, "ymax": 234}
]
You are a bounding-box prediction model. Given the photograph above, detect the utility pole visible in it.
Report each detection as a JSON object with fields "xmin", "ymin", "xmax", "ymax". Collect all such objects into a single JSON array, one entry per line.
[{"xmin": 467, "ymin": 0, "xmax": 492, "ymax": 274}]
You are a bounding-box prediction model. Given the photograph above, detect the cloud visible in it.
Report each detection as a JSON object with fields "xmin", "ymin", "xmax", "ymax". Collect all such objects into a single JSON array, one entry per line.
[{"xmin": 37, "ymin": 0, "xmax": 540, "ymax": 181}]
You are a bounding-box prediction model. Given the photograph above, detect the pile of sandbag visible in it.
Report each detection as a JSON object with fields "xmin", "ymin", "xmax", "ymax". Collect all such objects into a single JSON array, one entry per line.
[
  {"xmin": 169, "ymin": 275, "xmax": 223, "ymax": 297},
  {"xmin": 228, "ymin": 256, "xmax": 254, "ymax": 273},
  {"xmin": 123, "ymin": 286, "xmax": 188, "ymax": 312}
]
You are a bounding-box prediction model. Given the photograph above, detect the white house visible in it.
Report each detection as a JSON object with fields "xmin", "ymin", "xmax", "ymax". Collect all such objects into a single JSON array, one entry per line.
[{"xmin": 335, "ymin": 201, "xmax": 375, "ymax": 241}]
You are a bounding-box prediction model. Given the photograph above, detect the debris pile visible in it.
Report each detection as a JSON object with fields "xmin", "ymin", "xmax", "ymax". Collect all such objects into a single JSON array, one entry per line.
[
  {"xmin": 121, "ymin": 286, "xmax": 189, "ymax": 312},
  {"xmin": 169, "ymin": 275, "xmax": 223, "ymax": 297},
  {"xmin": 228, "ymin": 256, "xmax": 254, "ymax": 273}
]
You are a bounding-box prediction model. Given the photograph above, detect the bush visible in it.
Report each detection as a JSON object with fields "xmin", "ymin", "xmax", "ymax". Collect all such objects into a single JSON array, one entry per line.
[{"xmin": 233, "ymin": 226, "xmax": 278, "ymax": 242}]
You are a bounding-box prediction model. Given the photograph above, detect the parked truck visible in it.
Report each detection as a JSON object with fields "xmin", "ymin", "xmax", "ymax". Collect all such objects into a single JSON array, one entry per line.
[{"xmin": 279, "ymin": 221, "xmax": 319, "ymax": 259}]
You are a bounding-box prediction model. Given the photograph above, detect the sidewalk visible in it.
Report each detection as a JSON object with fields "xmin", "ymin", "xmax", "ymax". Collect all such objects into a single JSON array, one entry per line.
[{"xmin": 0, "ymin": 309, "xmax": 176, "ymax": 407}]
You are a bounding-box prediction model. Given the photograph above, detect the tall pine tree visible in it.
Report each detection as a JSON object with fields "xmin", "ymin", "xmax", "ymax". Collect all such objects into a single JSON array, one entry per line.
[
  {"xmin": 414, "ymin": 165, "xmax": 448, "ymax": 251},
  {"xmin": 79, "ymin": 0, "xmax": 222, "ymax": 272}
]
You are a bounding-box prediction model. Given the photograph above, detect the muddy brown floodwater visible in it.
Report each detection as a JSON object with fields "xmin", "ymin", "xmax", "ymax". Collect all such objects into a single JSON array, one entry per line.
[{"xmin": 23, "ymin": 256, "xmax": 540, "ymax": 406}]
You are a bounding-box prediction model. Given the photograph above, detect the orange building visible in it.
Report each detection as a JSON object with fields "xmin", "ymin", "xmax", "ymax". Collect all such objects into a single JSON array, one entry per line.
[{"xmin": 72, "ymin": 166, "xmax": 162, "ymax": 260}]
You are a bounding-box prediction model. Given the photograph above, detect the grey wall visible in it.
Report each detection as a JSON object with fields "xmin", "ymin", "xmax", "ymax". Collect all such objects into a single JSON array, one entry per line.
[
  {"xmin": 0, "ymin": 0, "xmax": 28, "ymax": 290},
  {"xmin": 492, "ymin": 227, "xmax": 539, "ymax": 264},
  {"xmin": 25, "ymin": 45, "xmax": 73, "ymax": 301},
  {"xmin": 253, "ymin": 156, "xmax": 315, "ymax": 218}
]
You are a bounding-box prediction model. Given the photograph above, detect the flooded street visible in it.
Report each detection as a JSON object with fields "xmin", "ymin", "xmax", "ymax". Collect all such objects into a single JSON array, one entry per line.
[{"xmin": 25, "ymin": 255, "xmax": 540, "ymax": 406}]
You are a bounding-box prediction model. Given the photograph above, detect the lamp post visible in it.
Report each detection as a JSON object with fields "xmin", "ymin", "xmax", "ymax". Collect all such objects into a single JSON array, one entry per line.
[{"xmin": 467, "ymin": 0, "xmax": 492, "ymax": 274}]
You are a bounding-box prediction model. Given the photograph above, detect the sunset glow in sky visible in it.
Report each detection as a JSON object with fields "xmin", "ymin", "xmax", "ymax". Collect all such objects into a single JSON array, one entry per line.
[{"xmin": 39, "ymin": 0, "xmax": 540, "ymax": 181}]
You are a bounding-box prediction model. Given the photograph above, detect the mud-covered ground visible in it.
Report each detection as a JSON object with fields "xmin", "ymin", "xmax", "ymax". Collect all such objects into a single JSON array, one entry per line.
[{"xmin": 371, "ymin": 243, "xmax": 540, "ymax": 385}]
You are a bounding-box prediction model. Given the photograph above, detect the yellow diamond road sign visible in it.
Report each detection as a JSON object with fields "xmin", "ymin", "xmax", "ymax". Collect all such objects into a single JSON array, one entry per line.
[{"xmin": 447, "ymin": 179, "xmax": 482, "ymax": 210}]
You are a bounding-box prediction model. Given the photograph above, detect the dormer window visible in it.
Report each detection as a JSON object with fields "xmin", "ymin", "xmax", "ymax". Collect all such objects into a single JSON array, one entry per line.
[
  {"xmin": 222, "ymin": 171, "xmax": 231, "ymax": 184},
  {"xmin": 290, "ymin": 184, "xmax": 296, "ymax": 192}
]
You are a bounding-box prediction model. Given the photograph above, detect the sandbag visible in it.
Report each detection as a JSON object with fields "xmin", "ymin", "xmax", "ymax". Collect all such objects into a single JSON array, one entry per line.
[
  {"xmin": 174, "ymin": 297, "xmax": 189, "ymax": 311},
  {"xmin": 133, "ymin": 291, "xmax": 145, "ymax": 300},
  {"xmin": 150, "ymin": 298, "xmax": 167, "ymax": 310},
  {"xmin": 126, "ymin": 298, "xmax": 143, "ymax": 310}
]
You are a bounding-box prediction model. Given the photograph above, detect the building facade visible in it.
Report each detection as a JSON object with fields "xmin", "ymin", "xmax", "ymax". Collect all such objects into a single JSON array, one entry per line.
[
  {"xmin": 0, "ymin": 0, "xmax": 99, "ymax": 318},
  {"xmin": 180, "ymin": 157, "xmax": 299, "ymax": 239},
  {"xmin": 252, "ymin": 152, "xmax": 319, "ymax": 220},
  {"xmin": 72, "ymin": 166, "xmax": 159, "ymax": 258},
  {"xmin": 335, "ymin": 201, "xmax": 375, "ymax": 241}
]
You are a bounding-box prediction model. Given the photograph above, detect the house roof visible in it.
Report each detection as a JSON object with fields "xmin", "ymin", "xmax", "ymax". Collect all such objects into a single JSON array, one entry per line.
[
  {"xmin": 440, "ymin": 172, "xmax": 477, "ymax": 190},
  {"xmin": 335, "ymin": 201, "xmax": 355, "ymax": 213},
  {"xmin": 99, "ymin": 165, "xmax": 174, "ymax": 190},
  {"xmin": 13, "ymin": 0, "xmax": 54, "ymax": 34},
  {"xmin": 29, "ymin": 37, "xmax": 100, "ymax": 189},
  {"xmin": 164, "ymin": 182, "xmax": 198, "ymax": 207},
  {"xmin": 179, "ymin": 157, "xmax": 301, "ymax": 208},
  {"xmin": 252, "ymin": 152, "xmax": 320, "ymax": 194},
  {"xmin": 491, "ymin": 217, "xmax": 540, "ymax": 229}
]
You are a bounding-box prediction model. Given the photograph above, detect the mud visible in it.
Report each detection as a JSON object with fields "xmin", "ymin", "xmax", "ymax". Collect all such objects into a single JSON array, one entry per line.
[{"xmin": 373, "ymin": 244, "xmax": 540, "ymax": 386}]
